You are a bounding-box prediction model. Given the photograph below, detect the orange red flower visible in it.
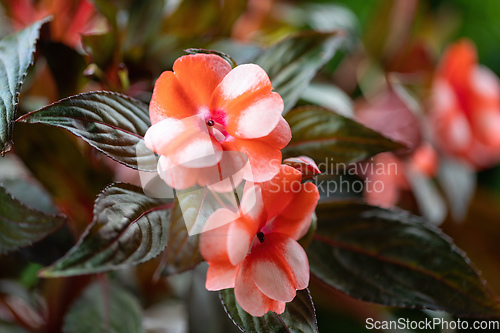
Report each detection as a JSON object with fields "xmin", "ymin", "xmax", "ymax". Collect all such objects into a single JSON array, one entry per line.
[
  {"xmin": 200, "ymin": 165, "xmax": 319, "ymax": 316},
  {"xmin": 6, "ymin": 0, "xmax": 102, "ymax": 49},
  {"xmin": 145, "ymin": 54, "xmax": 290, "ymax": 190},
  {"xmin": 430, "ymin": 39, "xmax": 500, "ymax": 169}
]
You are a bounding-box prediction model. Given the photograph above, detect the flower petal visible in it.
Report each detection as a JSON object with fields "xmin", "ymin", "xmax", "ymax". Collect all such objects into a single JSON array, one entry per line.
[
  {"xmin": 240, "ymin": 182, "xmax": 265, "ymax": 226},
  {"xmin": 144, "ymin": 117, "xmax": 186, "ymax": 155},
  {"xmin": 200, "ymin": 209, "xmax": 235, "ymax": 263},
  {"xmin": 199, "ymin": 150, "xmax": 248, "ymax": 192},
  {"xmin": 149, "ymin": 71, "xmax": 198, "ymax": 124},
  {"xmin": 167, "ymin": 117, "xmax": 223, "ymax": 168},
  {"xmin": 206, "ymin": 261, "xmax": 238, "ymax": 290},
  {"xmin": 227, "ymin": 216, "xmax": 259, "ymax": 266},
  {"xmin": 250, "ymin": 234, "xmax": 309, "ymax": 302},
  {"xmin": 259, "ymin": 165, "xmax": 302, "ymax": 220},
  {"xmin": 258, "ymin": 116, "xmax": 292, "ymax": 150},
  {"xmin": 212, "ymin": 64, "xmax": 282, "ymax": 139},
  {"xmin": 156, "ymin": 155, "xmax": 199, "ymax": 190},
  {"xmin": 147, "ymin": 116, "xmax": 223, "ymax": 169},
  {"xmin": 224, "ymin": 138, "xmax": 282, "ymax": 183},
  {"xmin": 234, "ymin": 260, "xmax": 286, "ymax": 316},
  {"xmin": 226, "ymin": 92, "xmax": 283, "ymax": 139},
  {"xmin": 264, "ymin": 182, "xmax": 319, "ymax": 240},
  {"xmin": 173, "ymin": 54, "xmax": 232, "ymax": 111}
]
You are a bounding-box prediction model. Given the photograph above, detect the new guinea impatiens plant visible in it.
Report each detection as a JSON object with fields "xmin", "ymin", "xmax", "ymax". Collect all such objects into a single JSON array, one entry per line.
[{"xmin": 2, "ymin": 2, "xmax": 500, "ymax": 332}]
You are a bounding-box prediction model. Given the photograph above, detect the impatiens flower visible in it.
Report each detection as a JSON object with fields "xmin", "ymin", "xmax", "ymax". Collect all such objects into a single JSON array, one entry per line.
[
  {"xmin": 144, "ymin": 54, "xmax": 291, "ymax": 190},
  {"xmin": 431, "ymin": 39, "xmax": 500, "ymax": 169},
  {"xmin": 6, "ymin": 0, "xmax": 104, "ymax": 49},
  {"xmin": 358, "ymin": 145, "xmax": 438, "ymax": 209},
  {"xmin": 357, "ymin": 152, "xmax": 409, "ymax": 208},
  {"xmin": 200, "ymin": 165, "xmax": 319, "ymax": 316}
]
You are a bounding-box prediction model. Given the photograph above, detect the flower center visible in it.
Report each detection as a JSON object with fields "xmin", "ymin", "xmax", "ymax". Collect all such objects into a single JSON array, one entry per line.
[
  {"xmin": 206, "ymin": 119, "xmax": 231, "ymax": 143},
  {"xmin": 257, "ymin": 231, "xmax": 265, "ymax": 243}
]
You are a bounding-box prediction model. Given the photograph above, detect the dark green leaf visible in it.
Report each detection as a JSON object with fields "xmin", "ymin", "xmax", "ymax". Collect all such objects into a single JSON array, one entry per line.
[
  {"xmin": 308, "ymin": 201, "xmax": 500, "ymax": 317},
  {"xmin": 282, "ymin": 106, "xmax": 404, "ymax": 170},
  {"xmin": 0, "ymin": 18, "xmax": 49, "ymax": 154},
  {"xmin": 0, "ymin": 177, "xmax": 58, "ymax": 215},
  {"xmin": 220, "ymin": 288, "xmax": 318, "ymax": 333},
  {"xmin": 0, "ymin": 184, "xmax": 65, "ymax": 254},
  {"xmin": 185, "ymin": 48, "xmax": 237, "ymax": 68},
  {"xmin": 300, "ymin": 82, "xmax": 354, "ymax": 117},
  {"xmin": 13, "ymin": 124, "xmax": 114, "ymax": 230},
  {"xmin": 208, "ymin": 39, "xmax": 262, "ymax": 65},
  {"xmin": 0, "ymin": 177, "xmax": 74, "ymax": 265},
  {"xmin": 254, "ymin": 32, "xmax": 344, "ymax": 114},
  {"xmin": 39, "ymin": 183, "xmax": 173, "ymax": 277},
  {"xmin": 17, "ymin": 92, "xmax": 157, "ymax": 171},
  {"xmin": 63, "ymin": 281, "xmax": 144, "ymax": 333}
]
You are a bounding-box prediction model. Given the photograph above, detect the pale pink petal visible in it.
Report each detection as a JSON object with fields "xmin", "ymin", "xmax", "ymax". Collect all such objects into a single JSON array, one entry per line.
[
  {"xmin": 472, "ymin": 65, "xmax": 500, "ymax": 99},
  {"xmin": 157, "ymin": 155, "xmax": 198, "ymax": 190},
  {"xmin": 204, "ymin": 166, "xmax": 245, "ymax": 193},
  {"xmin": 357, "ymin": 88, "xmax": 421, "ymax": 153},
  {"xmin": 146, "ymin": 116, "xmax": 223, "ymax": 169},
  {"xmin": 167, "ymin": 116, "xmax": 223, "ymax": 168},
  {"xmin": 234, "ymin": 261, "xmax": 280, "ymax": 317},
  {"xmin": 446, "ymin": 111, "xmax": 472, "ymax": 152},
  {"xmin": 240, "ymin": 182, "xmax": 265, "ymax": 226},
  {"xmin": 268, "ymin": 300, "xmax": 286, "ymax": 314},
  {"xmin": 226, "ymin": 92, "xmax": 283, "ymax": 139},
  {"xmin": 144, "ymin": 117, "xmax": 186, "ymax": 155},
  {"xmin": 211, "ymin": 64, "xmax": 282, "ymax": 139},
  {"xmin": 206, "ymin": 261, "xmax": 237, "ymax": 290},
  {"xmin": 250, "ymin": 234, "xmax": 309, "ymax": 302},
  {"xmin": 199, "ymin": 151, "xmax": 249, "ymax": 192},
  {"xmin": 212, "ymin": 63, "xmax": 271, "ymax": 103},
  {"xmin": 202, "ymin": 208, "xmax": 239, "ymax": 234},
  {"xmin": 200, "ymin": 209, "xmax": 235, "ymax": 263},
  {"xmin": 258, "ymin": 117, "xmax": 292, "ymax": 150},
  {"xmin": 227, "ymin": 217, "xmax": 257, "ymax": 266},
  {"xmin": 223, "ymin": 138, "xmax": 282, "ymax": 183}
]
